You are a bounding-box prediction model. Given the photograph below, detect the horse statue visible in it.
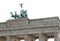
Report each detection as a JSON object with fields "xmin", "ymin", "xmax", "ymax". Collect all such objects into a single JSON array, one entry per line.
[
  {"xmin": 20, "ymin": 10, "xmax": 28, "ymax": 18},
  {"xmin": 10, "ymin": 3, "xmax": 28, "ymax": 19},
  {"xmin": 10, "ymin": 11, "xmax": 19, "ymax": 19}
]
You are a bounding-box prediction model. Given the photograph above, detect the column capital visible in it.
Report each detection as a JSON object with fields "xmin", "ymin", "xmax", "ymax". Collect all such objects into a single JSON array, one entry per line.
[
  {"xmin": 24, "ymin": 34, "xmax": 35, "ymax": 41},
  {"xmin": 6, "ymin": 36, "xmax": 11, "ymax": 41},
  {"xmin": 54, "ymin": 33, "xmax": 59, "ymax": 41},
  {"xmin": 39, "ymin": 33, "xmax": 45, "ymax": 41}
]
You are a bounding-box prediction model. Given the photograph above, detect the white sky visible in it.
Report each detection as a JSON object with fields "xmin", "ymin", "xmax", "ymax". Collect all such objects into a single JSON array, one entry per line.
[{"xmin": 0, "ymin": 0, "xmax": 60, "ymax": 22}]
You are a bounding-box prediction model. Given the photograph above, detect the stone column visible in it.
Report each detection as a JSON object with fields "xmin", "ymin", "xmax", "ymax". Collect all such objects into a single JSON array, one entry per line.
[
  {"xmin": 11, "ymin": 36, "xmax": 20, "ymax": 41},
  {"xmin": 24, "ymin": 35, "xmax": 35, "ymax": 41},
  {"xmin": 32, "ymin": 37, "xmax": 35, "ymax": 41},
  {"xmin": 6, "ymin": 36, "xmax": 20, "ymax": 41},
  {"xmin": 45, "ymin": 36, "xmax": 48, "ymax": 41},
  {"xmin": 54, "ymin": 33, "xmax": 59, "ymax": 41},
  {"xmin": 39, "ymin": 33, "xmax": 45, "ymax": 41},
  {"xmin": 6, "ymin": 36, "xmax": 11, "ymax": 41}
]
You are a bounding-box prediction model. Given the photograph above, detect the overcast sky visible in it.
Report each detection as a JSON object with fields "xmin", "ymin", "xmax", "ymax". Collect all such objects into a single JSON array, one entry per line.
[{"xmin": 0, "ymin": 0, "xmax": 60, "ymax": 22}]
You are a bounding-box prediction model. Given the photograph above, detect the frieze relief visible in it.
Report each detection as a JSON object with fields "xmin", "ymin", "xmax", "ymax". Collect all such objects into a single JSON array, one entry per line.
[{"xmin": 6, "ymin": 19, "xmax": 28, "ymax": 27}]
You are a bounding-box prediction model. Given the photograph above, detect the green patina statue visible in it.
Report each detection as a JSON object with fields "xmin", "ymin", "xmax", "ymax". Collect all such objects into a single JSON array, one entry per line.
[
  {"xmin": 10, "ymin": 11, "xmax": 19, "ymax": 19},
  {"xmin": 20, "ymin": 10, "xmax": 27, "ymax": 18},
  {"xmin": 10, "ymin": 3, "xmax": 28, "ymax": 19}
]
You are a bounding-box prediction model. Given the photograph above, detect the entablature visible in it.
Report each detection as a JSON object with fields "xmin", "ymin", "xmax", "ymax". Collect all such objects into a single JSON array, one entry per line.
[{"xmin": 0, "ymin": 17, "xmax": 59, "ymax": 30}]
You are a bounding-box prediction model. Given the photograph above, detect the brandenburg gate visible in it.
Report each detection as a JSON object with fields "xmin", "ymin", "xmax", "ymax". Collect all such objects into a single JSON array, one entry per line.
[
  {"xmin": 0, "ymin": 4, "xmax": 60, "ymax": 41},
  {"xmin": 0, "ymin": 16, "xmax": 60, "ymax": 41}
]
